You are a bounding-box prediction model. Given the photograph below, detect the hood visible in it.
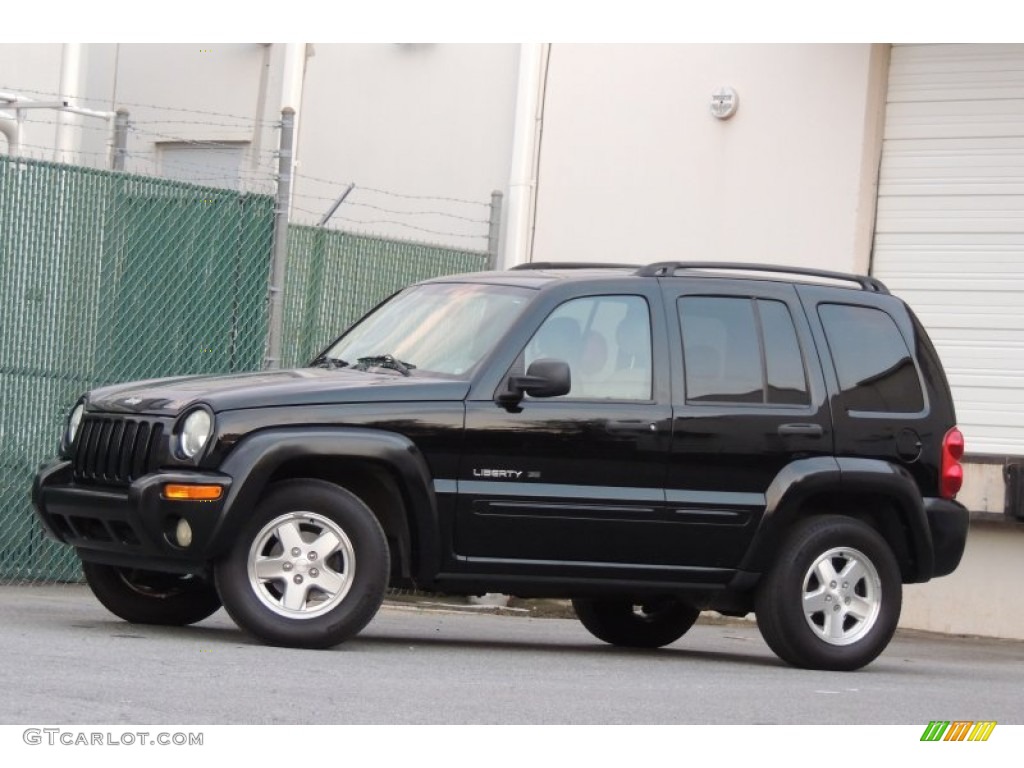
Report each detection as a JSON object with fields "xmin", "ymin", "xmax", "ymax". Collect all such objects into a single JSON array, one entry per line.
[{"xmin": 85, "ymin": 368, "xmax": 472, "ymax": 416}]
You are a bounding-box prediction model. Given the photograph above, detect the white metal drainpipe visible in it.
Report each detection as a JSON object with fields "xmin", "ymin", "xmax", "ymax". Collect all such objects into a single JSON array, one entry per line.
[
  {"xmin": 280, "ymin": 43, "xmax": 310, "ymax": 214},
  {"xmin": 55, "ymin": 42, "xmax": 83, "ymax": 163},
  {"xmin": 504, "ymin": 43, "xmax": 548, "ymax": 269},
  {"xmin": 0, "ymin": 112, "xmax": 17, "ymax": 154}
]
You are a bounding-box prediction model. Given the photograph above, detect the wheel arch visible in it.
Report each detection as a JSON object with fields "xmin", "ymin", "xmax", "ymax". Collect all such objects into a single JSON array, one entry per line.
[
  {"xmin": 739, "ymin": 456, "xmax": 935, "ymax": 583},
  {"xmin": 208, "ymin": 427, "xmax": 439, "ymax": 584}
]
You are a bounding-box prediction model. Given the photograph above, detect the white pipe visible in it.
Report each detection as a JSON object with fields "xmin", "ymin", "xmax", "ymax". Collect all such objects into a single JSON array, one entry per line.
[
  {"xmin": 251, "ymin": 43, "xmax": 272, "ymax": 173},
  {"xmin": 279, "ymin": 43, "xmax": 309, "ymax": 212},
  {"xmin": 0, "ymin": 112, "xmax": 17, "ymax": 155},
  {"xmin": 55, "ymin": 43, "xmax": 83, "ymax": 163},
  {"xmin": 504, "ymin": 43, "xmax": 547, "ymax": 268}
]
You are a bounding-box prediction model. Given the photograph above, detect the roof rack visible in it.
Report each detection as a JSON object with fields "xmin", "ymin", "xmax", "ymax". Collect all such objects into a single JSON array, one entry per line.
[
  {"xmin": 510, "ymin": 262, "xmax": 639, "ymax": 271},
  {"xmin": 635, "ymin": 261, "xmax": 890, "ymax": 293}
]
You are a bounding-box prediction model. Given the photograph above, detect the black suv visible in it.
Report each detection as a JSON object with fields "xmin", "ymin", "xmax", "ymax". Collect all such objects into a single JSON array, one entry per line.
[{"xmin": 32, "ymin": 262, "xmax": 969, "ymax": 670}]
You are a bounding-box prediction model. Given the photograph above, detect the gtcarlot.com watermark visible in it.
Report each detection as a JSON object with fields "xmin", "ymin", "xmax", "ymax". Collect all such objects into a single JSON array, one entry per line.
[{"xmin": 23, "ymin": 728, "xmax": 203, "ymax": 747}]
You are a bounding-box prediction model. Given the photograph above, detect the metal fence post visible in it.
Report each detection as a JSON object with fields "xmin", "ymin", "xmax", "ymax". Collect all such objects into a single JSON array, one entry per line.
[
  {"xmin": 487, "ymin": 190, "xmax": 503, "ymax": 269},
  {"xmin": 111, "ymin": 109, "xmax": 129, "ymax": 171},
  {"xmin": 264, "ymin": 107, "xmax": 295, "ymax": 370}
]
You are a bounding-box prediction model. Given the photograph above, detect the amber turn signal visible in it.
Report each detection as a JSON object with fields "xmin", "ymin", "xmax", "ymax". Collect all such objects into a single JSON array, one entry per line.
[{"xmin": 163, "ymin": 484, "xmax": 223, "ymax": 501}]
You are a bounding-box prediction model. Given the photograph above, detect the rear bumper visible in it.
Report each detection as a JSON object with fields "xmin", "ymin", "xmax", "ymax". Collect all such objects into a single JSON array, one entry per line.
[
  {"xmin": 924, "ymin": 496, "xmax": 969, "ymax": 578},
  {"xmin": 32, "ymin": 460, "xmax": 231, "ymax": 574}
]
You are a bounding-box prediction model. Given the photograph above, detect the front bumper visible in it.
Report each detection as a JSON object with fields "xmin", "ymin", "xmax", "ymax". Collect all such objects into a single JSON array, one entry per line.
[
  {"xmin": 32, "ymin": 460, "xmax": 232, "ymax": 574},
  {"xmin": 924, "ymin": 496, "xmax": 969, "ymax": 578}
]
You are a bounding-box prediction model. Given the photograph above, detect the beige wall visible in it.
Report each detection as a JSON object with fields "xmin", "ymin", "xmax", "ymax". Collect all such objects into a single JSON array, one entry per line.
[
  {"xmin": 902, "ymin": 522, "xmax": 1024, "ymax": 639},
  {"xmin": 0, "ymin": 44, "xmax": 79, "ymax": 159},
  {"xmin": 293, "ymin": 44, "xmax": 519, "ymax": 244},
  {"xmin": 531, "ymin": 44, "xmax": 888, "ymax": 272},
  {"xmin": 1, "ymin": 43, "xmax": 519, "ymax": 232},
  {"xmin": 109, "ymin": 44, "xmax": 274, "ymax": 188}
]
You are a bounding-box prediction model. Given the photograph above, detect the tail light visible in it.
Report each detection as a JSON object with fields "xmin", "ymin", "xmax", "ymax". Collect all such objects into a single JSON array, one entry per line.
[{"xmin": 940, "ymin": 427, "xmax": 964, "ymax": 499}]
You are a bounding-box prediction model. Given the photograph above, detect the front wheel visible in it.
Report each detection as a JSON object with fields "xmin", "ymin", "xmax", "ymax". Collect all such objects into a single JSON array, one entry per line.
[
  {"xmin": 572, "ymin": 597, "xmax": 700, "ymax": 648},
  {"xmin": 214, "ymin": 479, "xmax": 389, "ymax": 649},
  {"xmin": 754, "ymin": 515, "xmax": 902, "ymax": 671},
  {"xmin": 82, "ymin": 562, "xmax": 221, "ymax": 626}
]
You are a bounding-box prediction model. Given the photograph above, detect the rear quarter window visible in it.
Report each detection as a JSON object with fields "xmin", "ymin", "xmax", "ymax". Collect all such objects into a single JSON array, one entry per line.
[{"xmin": 818, "ymin": 303, "xmax": 925, "ymax": 414}]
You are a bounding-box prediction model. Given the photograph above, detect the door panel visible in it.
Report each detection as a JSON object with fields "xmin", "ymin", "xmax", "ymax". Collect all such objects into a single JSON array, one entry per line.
[
  {"xmin": 665, "ymin": 279, "xmax": 834, "ymax": 568},
  {"xmin": 454, "ymin": 290, "xmax": 707, "ymax": 578}
]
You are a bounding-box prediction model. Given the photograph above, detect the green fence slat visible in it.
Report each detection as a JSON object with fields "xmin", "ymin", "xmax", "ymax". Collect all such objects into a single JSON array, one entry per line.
[{"xmin": 0, "ymin": 154, "xmax": 489, "ymax": 583}]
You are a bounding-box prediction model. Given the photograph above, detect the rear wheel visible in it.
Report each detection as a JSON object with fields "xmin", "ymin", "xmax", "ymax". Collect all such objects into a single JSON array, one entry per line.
[
  {"xmin": 755, "ymin": 515, "xmax": 902, "ymax": 671},
  {"xmin": 214, "ymin": 479, "xmax": 389, "ymax": 649},
  {"xmin": 82, "ymin": 562, "xmax": 221, "ymax": 626},
  {"xmin": 572, "ymin": 597, "xmax": 700, "ymax": 648}
]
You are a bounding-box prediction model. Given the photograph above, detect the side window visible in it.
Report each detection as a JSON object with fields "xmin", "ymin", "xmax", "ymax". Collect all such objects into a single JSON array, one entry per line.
[
  {"xmin": 524, "ymin": 296, "xmax": 652, "ymax": 400},
  {"xmin": 818, "ymin": 304, "xmax": 924, "ymax": 413},
  {"xmin": 678, "ymin": 296, "xmax": 810, "ymax": 406},
  {"xmin": 679, "ymin": 297, "xmax": 762, "ymax": 403},
  {"xmin": 760, "ymin": 300, "xmax": 810, "ymax": 405}
]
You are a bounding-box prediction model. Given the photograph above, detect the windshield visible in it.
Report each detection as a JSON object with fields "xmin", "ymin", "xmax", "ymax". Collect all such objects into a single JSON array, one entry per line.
[{"xmin": 319, "ymin": 282, "xmax": 533, "ymax": 377}]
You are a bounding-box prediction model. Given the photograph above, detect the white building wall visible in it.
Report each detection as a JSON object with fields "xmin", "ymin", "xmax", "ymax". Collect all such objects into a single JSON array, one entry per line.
[
  {"xmin": 292, "ymin": 44, "xmax": 519, "ymax": 249},
  {"xmin": 530, "ymin": 44, "xmax": 888, "ymax": 271},
  {"xmin": 0, "ymin": 44, "xmax": 87, "ymax": 161},
  {"xmin": 2, "ymin": 43, "xmax": 519, "ymax": 238},
  {"xmin": 109, "ymin": 44, "xmax": 275, "ymax": 192}
]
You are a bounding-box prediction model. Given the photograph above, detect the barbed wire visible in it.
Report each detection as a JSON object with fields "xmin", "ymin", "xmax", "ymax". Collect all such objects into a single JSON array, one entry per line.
[
  {"xmin": 290, "ymin": 203, "xmax": 488, "ymax": 241},
  {"xmin": 4, "ymin": 142, "xmax": 113, "ymax": 162},
  {"xmin": 125, "ymin": 118, "xmax": 262, "ymax": 126},
  {"xmin": 290, "ymin": 189, "xmax": 490, "ymax": 225},
  {"xmin": 19, "ymin": 116, "xmax": 119, "ymax": 135},
  {"xmin": 0, "ymin": 84, "xmax": 278, "ymax": 127},
  {"xmin": 16, "ymin": 116, "xmax": 276, "ymax": 149},
  {"xmin": 125, "ymin": 154, "xmax": 276, "ymax": 179},
  {"xmin": 7, "ymin": 89, "xmax": 496, "ymax": 216},
  {"xmin": 293, "ymin": 170, "xmax": 490, "ymax": 209},
  {"xmin": 126, "ymin": 154, "xmax": 276, "ymax": 193},
  {"xmin": 3, "ymin": 143, "xmax": 276, "ymax": 195},
  {"xmin": 130, "ymin": 127, "xmax": 279, "ymax": 154}
]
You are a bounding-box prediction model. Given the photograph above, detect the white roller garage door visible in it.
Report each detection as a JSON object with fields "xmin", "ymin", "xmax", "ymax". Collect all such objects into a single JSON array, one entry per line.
[{"xmin": 872, "ymin": 43, "xmax": 1024, "ymax": 457}]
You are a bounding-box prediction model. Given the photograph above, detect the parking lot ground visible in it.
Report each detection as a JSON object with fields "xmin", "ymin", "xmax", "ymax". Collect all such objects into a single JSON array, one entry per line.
[{"xmin": 2, "ymin": 584, "xmax": 1023, "ymax": 725}]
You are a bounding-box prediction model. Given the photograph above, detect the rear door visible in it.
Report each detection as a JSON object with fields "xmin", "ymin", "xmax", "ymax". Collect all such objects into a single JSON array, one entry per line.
[{"xmin": 663, "ymin": 278, "xmax": 834, "ymax": 569}]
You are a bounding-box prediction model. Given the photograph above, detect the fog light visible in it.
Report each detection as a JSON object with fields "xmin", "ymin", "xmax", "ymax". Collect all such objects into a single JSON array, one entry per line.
[{"xmin": 175, "ymin": 519, "xmax": 193, "ymax": 547}]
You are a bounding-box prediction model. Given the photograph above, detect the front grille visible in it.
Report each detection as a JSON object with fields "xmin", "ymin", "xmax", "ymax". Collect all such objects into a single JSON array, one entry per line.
[{"xmin": 72, "ymin": 415, "xmax": 165, "ymax": 486}]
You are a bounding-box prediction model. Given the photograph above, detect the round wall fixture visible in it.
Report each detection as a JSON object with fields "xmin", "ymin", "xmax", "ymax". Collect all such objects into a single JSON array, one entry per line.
[{"xmin": 710, "ymin": 86, "xmax": 739, "ymax": 120}]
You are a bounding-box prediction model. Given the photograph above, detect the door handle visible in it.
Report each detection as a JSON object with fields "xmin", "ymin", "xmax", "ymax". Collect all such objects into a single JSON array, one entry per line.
[
  {"xmin": 778, "ymin": 423, "xmax": 823, "ymax": 437},
  {"xmin": 606, "ymin": 420, "xmax": 658, "ymax": 434}
]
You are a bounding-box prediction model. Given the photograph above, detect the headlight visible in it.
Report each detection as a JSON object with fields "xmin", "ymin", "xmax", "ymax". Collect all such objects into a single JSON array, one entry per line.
[
  {"xmin": 65, "ymin": 402, "xmax": 85, "ymax": 449},
  {"xmin": 179, "ymin": 409, "xmax": 213, "ymax": 459}
]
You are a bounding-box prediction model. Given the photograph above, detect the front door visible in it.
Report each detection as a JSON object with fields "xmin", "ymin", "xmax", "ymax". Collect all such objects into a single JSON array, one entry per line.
[{"xmin": 454, "ymin": 289, "xmax": 680, "ymax": 579}]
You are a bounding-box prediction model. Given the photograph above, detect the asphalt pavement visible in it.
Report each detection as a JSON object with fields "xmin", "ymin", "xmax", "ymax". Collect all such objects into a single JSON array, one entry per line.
[{"xmin": 2, "ymin": 584, "xmax": 1022, "ymax": 725}]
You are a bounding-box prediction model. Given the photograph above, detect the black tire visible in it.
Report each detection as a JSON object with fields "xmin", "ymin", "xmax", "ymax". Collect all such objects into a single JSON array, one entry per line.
[
  {"xmin": 572, "ymin": 597, "xmax": 700, "ymax": 649},
  {"xmin": 82, "ymin": 561, "xmax": 221, "ymax": 626},
  {"xmin": 754, "ymin": 515, "xmax": 902, "ymax": 671},
  {"xmin": 214, "ymin": 479, "xmax": 389, "ymax": 649}
]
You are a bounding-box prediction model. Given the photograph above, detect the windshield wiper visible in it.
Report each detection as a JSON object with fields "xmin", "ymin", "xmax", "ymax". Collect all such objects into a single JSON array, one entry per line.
[
  {"xmin": 310, "ymin": 355, "xmax": 350, "ymax": 370},
  {"xmin": 354, "ymin": 354, "xmax": 415, "ymax": 377}
]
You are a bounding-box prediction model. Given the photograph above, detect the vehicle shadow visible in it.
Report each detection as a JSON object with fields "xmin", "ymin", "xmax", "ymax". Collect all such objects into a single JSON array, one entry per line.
[{"xmin": 77, "ymin": 614, "xmax": 786, "ymax": 669}]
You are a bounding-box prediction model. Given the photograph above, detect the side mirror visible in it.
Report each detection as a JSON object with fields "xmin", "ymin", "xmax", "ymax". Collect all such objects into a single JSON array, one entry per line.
[{"xmin": 498, "ymin": 358, "xmax": 571, "ymax": 407}]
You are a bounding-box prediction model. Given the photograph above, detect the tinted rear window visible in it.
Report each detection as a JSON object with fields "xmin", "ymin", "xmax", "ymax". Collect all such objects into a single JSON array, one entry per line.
[
  {"xmin": 818, "ymin": 304, "xmax": 924, "ymax": 413},
  {"xmin": 678, "ymin": 297, "xmax": 809, "ymax": 406}
]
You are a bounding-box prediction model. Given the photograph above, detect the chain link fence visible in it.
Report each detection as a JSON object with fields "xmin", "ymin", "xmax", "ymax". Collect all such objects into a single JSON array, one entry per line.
[
  {"xmin": 281, "ymin": 225, "xmax": 490, "ymax": 367},
  {"xmin": 0, "ymin": 156, "xmax": 273, "ymax": 581},
  {"xmin": 1, "ymin": 155, "xmax": 491, "ymax": 583}
]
